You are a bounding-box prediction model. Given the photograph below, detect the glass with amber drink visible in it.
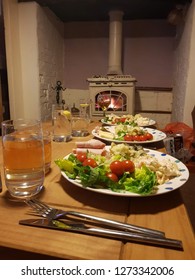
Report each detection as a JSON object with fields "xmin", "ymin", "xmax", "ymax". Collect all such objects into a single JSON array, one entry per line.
[
  {"xmin": 1, "ymin": 119, "xmax": 45, "ymax": 199},
  {"xmin": 43, "ymin": 130, "xmax": 52, "ymax": 174}
]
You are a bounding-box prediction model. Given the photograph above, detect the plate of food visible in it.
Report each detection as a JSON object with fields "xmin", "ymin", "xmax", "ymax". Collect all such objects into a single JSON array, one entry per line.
[
  {"xmin": 92, "ymin": 125, "xmax": 166, "ymax": 144},
  {"xmin": 101, "ymin": 113, "xmax": 156, "ymax": 127},
  {"xmin": 55, "ymin": 141, "xmax": 189, "ymax": 197}
]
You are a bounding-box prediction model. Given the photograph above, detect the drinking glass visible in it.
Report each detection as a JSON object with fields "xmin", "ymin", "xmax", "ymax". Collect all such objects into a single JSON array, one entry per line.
[
  {"xmin": 52, "ymin": 104, "xmax": 72, "ymax": 142},
  {"xmin": 97, "ymin": 93, "xmax": 111, "ymax": 117},
  {"xmin": 43, "ymin": 130, "xmax": 52, "ymax": 174},
  {"xmin": 71, "ymin": 116, "xmax": 89, "ymax": 137},
  {"xmin": 1, "ymin": 119, "xmax": 45, "ymax": 199},
  {"xmin": 79, "ymin": 98, "xmax": 90, "ymax": 118}
]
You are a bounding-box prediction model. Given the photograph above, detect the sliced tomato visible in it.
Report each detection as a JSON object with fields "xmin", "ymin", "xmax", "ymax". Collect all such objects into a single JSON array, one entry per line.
[
  {"xmin": 76, "ymin": 152, "xmax": 87, "ymax": 162},
  {"xmin": 114, "ymin": 118, "xmax": 121, "ymax": 124},
  {"xmin": 132, "ymin": 135, "xmax": 141, "ymax": 141},
  {"xmin": 101, "ymin": 150, "xmax": 107, "ymax": 156},
  {"xmin": 145, "ymin": 133, "xmax": 153, "ymax": 140},
  {"xmin": 122, "ymin": 160, "xmax": 135, "ymax": 173},
  {"xmin": 83, "ymin": 158, "xmax": 97, "ymax": 168},
  {"xmin": 120, "ymin": 117, "xmax": 126, "ymax": 123},
  {"xmin": 110, "ymin": 160, "xmax": 124, "ymax": 176},
  {"xmin": 139, "ymin": 134, "xmax": 148, "ymax": 141},
  {"xmin": 124, "ymin": 134, "xmax": 133, "ymax": 141},
  {"xmin": 106, "ymin": 173, "xmax": 119, "ymax": 182}
]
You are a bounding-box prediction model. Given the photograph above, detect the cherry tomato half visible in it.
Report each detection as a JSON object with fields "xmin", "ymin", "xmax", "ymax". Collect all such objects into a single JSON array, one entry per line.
[
  {"xmin": 106, "ymin": 173, "xmax": 119, "ymax": 182},
  {"xmin": 83, "ymin": 158, "xmax": 97, "ymax": 168},
  {"xmin": 132, "ymin": 135, "xmax": 141, "ymax": 141},
  {"xmin": 110, "ymin": 160, "xmax": 124, "ymax": 176},
  {"xmin": 101, "ymin": 150, "xmax": 108, "ymax": 156},
  {"xmin": 145, "ymin": 133, "xmax": 153, "ymax": 140},
  {"xmin": 122, "ymin": 160, "xmax": 135, "ymax": 173},
  {"xmin": 114, "ymin": 118, "xmax": 121, "ymax": 124},
  {"xmin": 120, "ymin": 117, "xmax": 126, "ymax": 123},
  {"xmin": 139, "ymin": 134, "xmax": 148, "ymax": 141},
  {"xmin": 76, "ymin": 152, "xmax": 87, "ymax": 162},
  {"xmin": 124, "ymin": 134, "xmax": 133, "ymax": 141}
]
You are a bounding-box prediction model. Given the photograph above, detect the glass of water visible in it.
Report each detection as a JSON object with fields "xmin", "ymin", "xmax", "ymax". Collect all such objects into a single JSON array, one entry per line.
[
  {"xmin": 79, "ymin": 98, "xmax": 90, "ymax": 119},
  {"xmin": 52, "ymin": 104, "xmax": 72, "ymax": 142},
  {"xmin": 1, "ymin": 119, "xmax": 45, "ymax": 199}
]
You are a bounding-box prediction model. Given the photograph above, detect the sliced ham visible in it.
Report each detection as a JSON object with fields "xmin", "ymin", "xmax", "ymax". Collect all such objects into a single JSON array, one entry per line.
[{"xmin": 75, "ymin": 139, "xmax": 106, "ymax": 149}]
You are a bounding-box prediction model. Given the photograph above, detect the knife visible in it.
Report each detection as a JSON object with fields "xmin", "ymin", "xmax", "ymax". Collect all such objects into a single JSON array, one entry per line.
[{"xmin": 19, "ymin": 218, "xmax": 183, "ymax": 250}]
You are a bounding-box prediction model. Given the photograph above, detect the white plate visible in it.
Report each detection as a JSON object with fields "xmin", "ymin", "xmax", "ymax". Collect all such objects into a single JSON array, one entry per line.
[
  {"xmin": 92, "ymin": 126, "xmax": 166, "ymax": 144},
  {"xmin": 61, "ymin": 148, "xmax": 189, "ymax": 197},
  {"xmin": 101, "ymin": 119, "xmax": 156, "ymax": 127}
]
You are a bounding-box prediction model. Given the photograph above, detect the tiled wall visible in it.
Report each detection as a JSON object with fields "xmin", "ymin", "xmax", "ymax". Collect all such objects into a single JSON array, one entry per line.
[{"xmin": 135, "ymin": 88, "xmax": 172, "ymax": 129}]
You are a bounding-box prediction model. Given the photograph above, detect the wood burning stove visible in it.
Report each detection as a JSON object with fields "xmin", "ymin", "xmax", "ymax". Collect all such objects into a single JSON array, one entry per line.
[
  {"xmin": 87, "ymin": 10, "xmax": 136, "ymax": 117},
  {"xmin": 88, "ymin": 75, "xmax": 136, "ymax": 116}
]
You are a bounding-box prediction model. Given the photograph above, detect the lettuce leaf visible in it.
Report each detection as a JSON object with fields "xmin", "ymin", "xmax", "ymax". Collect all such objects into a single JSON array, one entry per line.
[{"xmin": 123, "ymin": 165, "xmax": 157, "ymax": 195}]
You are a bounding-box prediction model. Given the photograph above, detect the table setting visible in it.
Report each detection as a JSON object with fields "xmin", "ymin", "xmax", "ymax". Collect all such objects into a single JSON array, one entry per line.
[
  {"xmin": 19, "ymin": 198, "xmax": 182, "ymax": 250},
  {"xmin": 0, "ymin": 112, "xmax": 195, "ymax": 260}
]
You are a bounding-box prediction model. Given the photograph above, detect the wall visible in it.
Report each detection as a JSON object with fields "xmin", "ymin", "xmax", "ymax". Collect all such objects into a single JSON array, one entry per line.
[
  {"xmin": 37, "ymin": 6, "xmax": 64, "ymax": 120},
  {"xmin": 3, "ymin": 1, "xmax": 42, "ymax": 119},
  {"xmin": 18, "ymin": 3, "xmax": 40, "ymax": 119},
  {"xmin": 135, "ymin": 88, "xmax": 172, "ymax": 129},
  {"xmin": 63, "ymin": 20, "xmax": 175, "ymax": 89},
  {"xmin": 3, "ymin": 0, "xmax": 24, "ymax": 119},
  {"xmin": 172, "ymin": 2, "xmax": 195, "ymax": 127},
  {"xmin": 62, "ymin": 19, "xmax": 175, "ymax": 128},
  {"xmin": 3, "ymin": 0, "xmax": 65, "ymax": 120},
  {"xmin": 0, "ymin": 14, "xmax": 6, "ymax": 69}
]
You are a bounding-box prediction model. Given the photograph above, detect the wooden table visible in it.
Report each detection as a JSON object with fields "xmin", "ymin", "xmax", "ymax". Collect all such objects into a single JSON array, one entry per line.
[{"xmin": 0, "ymin": 120, "xmax": 195, "ymax": 260}]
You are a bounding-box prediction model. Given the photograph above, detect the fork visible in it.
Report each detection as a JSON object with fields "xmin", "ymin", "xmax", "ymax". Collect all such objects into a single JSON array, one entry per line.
[{"xmin": 25, "ymin": 198, "xmax": 165, "ymax": 237}]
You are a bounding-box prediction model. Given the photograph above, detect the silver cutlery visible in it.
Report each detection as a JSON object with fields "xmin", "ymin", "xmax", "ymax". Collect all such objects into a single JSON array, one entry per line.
[
  {"xmin": 25, "ymin": 198, "xmax": 166, "ymax": 237},
  {"xmin": 19, "ymin": 218, "xmax": 183, "ymax": 250}
]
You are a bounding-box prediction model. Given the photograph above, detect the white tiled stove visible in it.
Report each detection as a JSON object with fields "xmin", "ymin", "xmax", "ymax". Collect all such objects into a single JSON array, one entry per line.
[{"xmin": 87, "ymin": 10, "xmax": 136, "ymax": 117}]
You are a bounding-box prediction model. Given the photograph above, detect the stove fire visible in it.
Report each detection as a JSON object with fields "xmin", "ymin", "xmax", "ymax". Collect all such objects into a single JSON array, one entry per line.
[
  {"xmin": 95, "ymin": 91, "xmax": 127, "ymax": 112},
  {"xmin": 110, "ymin": 94, "xmax": 126, "ymax": 110}
]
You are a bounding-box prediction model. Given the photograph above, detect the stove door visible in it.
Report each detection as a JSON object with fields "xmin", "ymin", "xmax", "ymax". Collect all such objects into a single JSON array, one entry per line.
[{"xmin": 95, "ymin": 90, "xmax": 127, "ymax": 112}]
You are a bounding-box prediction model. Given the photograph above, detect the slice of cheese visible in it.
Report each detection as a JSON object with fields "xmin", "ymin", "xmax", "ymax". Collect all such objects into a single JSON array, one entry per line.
[{"xmin": 99, "ymin": 130, "xmax": 114, "ymax": 139}]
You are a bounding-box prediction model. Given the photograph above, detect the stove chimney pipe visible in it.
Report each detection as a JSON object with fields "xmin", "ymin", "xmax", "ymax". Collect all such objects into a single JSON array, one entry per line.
[{"xmin": 107, "ymin": 10, "xmax": 124, "ymax": 75}]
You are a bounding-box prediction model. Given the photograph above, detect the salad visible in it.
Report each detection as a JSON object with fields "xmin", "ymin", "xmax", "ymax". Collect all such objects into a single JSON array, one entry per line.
[
  {"xmin": 97, "ymin": 124, "xmax": 154, "ymax": 142},
  {"xmin": 103, "ymin": 113, "xmax": 154, "ymax": 126},
  {"xmin": 114, "ymin": 124, "xmax": 153, "ymax": 141},
  {"xmin": 55, "ymin": 143, "xmax": 181, "ymax": 196}
]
